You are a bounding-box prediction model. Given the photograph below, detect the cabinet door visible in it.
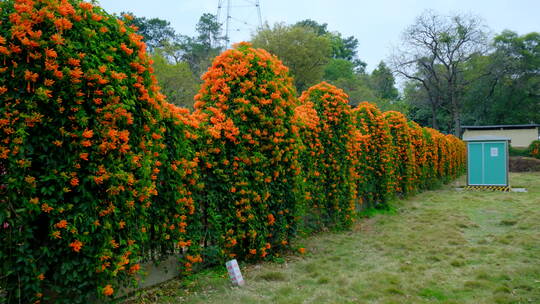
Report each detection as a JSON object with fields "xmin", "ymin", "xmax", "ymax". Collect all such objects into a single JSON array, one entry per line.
[
  {"xmin": 467, "ymin": 143, "xmax": 483, "ymax": 185},
  {"xmin": 483, "ymin": 142, "xmax": 507, "ymax": 185}
]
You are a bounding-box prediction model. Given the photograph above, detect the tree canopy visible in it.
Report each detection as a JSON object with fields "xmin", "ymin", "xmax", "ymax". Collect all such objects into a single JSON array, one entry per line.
[
  {"xmin": 391, "ymin": 10, "xmax": 488, "ymax": 136},
  {"xmin": 251, "ymin": 23, "xmax": 333, "ymax": 92}
]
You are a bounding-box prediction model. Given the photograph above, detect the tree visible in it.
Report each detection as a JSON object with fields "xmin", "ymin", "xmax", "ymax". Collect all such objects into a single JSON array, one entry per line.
[
  {"xmin": 123, "ymin": 12, "xmax": 224, "ymax": 77},
  {"xmin": 196, "ymin": 13, "xmax": 223, "ymax": 49},
  {"xmin": 332, "ymin": 76, "xmax": 377, "ymax": 106},
  {"xmin": 370, "ymin": 61, "xmax": 399, "ymax": 100},
  {"xmin": 391, "ymin": 11, "xmax": 488, "ymax": 135},
  {"xmin": 295, "ymin": 19, "xmax": 366, "ymax": 73},
  {"xmin": 324, "ymin": 58, "xmax": 355, "ymax": 81},
  {"xmin": 251, "ymin": 23, "xmax": 332, "ymax": 91},
  {"xmin": 152, "ymin": 51, "xmax": 200, "ymax": 108},
  {"xmin": 462, "ymin": 31, "xmax": 540, "ymax": 125},
  {"xmin": 122, "ymin": 13, "xmax": 176, "ymax": 51}
]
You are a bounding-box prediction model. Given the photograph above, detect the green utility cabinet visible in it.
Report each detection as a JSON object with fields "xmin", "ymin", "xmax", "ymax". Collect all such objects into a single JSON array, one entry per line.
[{"xmin": 465, "ymin": 136, "xmax": 510, "ymax": 186}]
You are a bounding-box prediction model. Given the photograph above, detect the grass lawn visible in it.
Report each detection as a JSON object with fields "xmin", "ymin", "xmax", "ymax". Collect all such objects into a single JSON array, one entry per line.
[{"xmin": 125, "ymin": 172, "xmax": 540, "ymax": 304}]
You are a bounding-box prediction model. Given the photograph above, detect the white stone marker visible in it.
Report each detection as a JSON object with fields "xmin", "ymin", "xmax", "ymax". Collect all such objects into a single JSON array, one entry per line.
[{"xmin": 225, "ymin": 259, "xmax": 245, "ymax": 286}]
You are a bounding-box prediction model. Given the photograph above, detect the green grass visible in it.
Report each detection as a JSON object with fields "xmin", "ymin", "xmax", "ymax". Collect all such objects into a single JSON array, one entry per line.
[{"xmin": 124, "ymin": 172, "xmax": 540, "ymax": 304}]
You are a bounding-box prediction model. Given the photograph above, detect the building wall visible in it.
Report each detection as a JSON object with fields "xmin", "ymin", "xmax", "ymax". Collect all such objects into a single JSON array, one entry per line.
[{"xmin": 463, "ymin": 128, "xmax": 539, "ymax": 148}]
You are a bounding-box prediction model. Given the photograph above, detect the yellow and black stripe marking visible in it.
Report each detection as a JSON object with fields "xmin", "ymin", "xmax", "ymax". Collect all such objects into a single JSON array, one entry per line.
[{"xmin": 464, "ymin": 186, "xmax": 511, "ymax": 192}]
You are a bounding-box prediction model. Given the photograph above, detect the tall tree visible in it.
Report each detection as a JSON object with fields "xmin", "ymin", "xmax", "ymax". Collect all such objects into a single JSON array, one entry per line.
[
  {"xmin": 251, "ymin": 23, "xmax": 332, "ymax": 91},
  {"xmin": 122, "ymin": 13, "xmax": 176, "ymax": 51},
  {"xmin": 462, "ymin": 31, "xmax": 540, "ymax": 125},
  {"xmin": 195, "ymin": 13, "xmax": 223, "ymax": 49},
  {"xmin": 391, "ymin": 11, "xmax": 488, "ymax": 135},
  {"xmin": 324, "ymin": 58, "xmax": 355, "ymax": 81},
  {"xmin": 152, "ymin": 14, "xmax": 225, "ymax": 76},
  {"xmin": 295, "ymin": 19, "xmax": 366, "ymax": 73},
  {"xmin": 152, "ymin": 51, "xmax": 200, "ymax": 108},
  {"xmin": 370, "ymin": 61, "xmax": 399, "ymax": 100}
]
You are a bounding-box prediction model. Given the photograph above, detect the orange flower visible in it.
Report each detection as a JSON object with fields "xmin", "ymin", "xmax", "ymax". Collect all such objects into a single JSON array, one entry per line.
[
  {"xmin": 249, "ymin": 249, "xmax": 257, "ymax": 255},
  {"xmin": 41, "ymin": 203, "xmax": 53, "ymax": 213},
  {"xmin": 79, "ymin": 2, "xmax": 93, "ymax": 10},
  {"xmin": 267, "ymin": 214, "xmax": 275, "ymax": 226},
  {"xmin": 119, "ymin": 43, "xmax": 133, "ymax": 56},
  {"xmin": 69, "ymin": 240, "xmax": 83, "ymax": 252},
  {"xmin": 79, "ymin": 153, "xmax": 88, "ymax": 161},
  {"xmin": 37, "ymin": 273, "xmax": 45, "ymax": 280},
  {"xmin": 54, "ymin": 18, "xmax": 73, "ymax": 31},
  {"xmin": 67, "ymin": 58, "xmax": 80, "ymax": 66},
  {"xmin": 55, "ymin": 220, "xmax": 68, "ymax": 229},
  {"xmin": 70, "ymin": 177, "xmax": 79, "ymax": 187},
  {"xmin": 298, "ymin": 247, "xmax": 306, "ymax": 254},
  {"xmin": 44, "ymin": 48, "xmax": 57, "ymax": 58},
  {"xmin": 102, "ymin": 284, "xmax": 114, "ymax": 296},
  {"xmin": 24, "ymin": 70, "xmax": 39, "ymax": 82},
  {"xmin": 69, "ymin": 67, "xmax": 83, "ymax": 80},
  {"xmin": 129, "ymin": 263, "xmax": 140, "ymax": 274}
]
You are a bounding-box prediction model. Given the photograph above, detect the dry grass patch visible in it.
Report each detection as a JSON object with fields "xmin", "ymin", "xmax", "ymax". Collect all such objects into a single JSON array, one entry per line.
[{"xmin": 124, "ymin": 172, "xmax": 540, "ymax": 304}]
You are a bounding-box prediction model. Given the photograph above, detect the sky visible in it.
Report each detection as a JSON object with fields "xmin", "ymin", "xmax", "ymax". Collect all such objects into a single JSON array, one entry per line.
[{"xmin": 98, "ymin": 0, "xmax": 539, "ymax": 73}]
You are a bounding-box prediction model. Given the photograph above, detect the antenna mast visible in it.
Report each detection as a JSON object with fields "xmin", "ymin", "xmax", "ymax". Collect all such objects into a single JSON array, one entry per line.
[{"xmin": 217, "ymin": 0, "xmax": 263, "ymax": 49}]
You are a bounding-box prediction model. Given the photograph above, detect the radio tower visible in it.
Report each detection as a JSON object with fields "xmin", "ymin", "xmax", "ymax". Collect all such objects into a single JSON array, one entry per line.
[{"xmin": 217, "ymin": 0, "xmax": 263, "ymax": 48}]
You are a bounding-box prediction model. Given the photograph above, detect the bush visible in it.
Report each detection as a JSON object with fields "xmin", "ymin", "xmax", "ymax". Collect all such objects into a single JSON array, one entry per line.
[
  {"xmin": 293, "ymin": 101, "xmax": 325, "ymax": 232},
  {"xmin": 407, "ymin": 121, "xmax": 429, "ymax": 190},
  {"xmin": 192, "ymin": 42, "xmax": 303, "ymax": 262},
  {"xmin": 509, "ymin": 145, "xmax": 529, "ymax": 157},
  {"xmin": 0, "ymin": 0, "xmax": 198, "ymax": 302},
  {"xmin": 352, "ymin": 102, "xmax": 395, "ymax": 206},
  {"xmin": 384, "ymin": 111, "xmax": 415, "ymax": 195},
  {"xmin": 153, "ymin": 104, "xmax": 203, "ymax": 272},
  {"xmin": 444, "ymin": 134, "xmax": 466, "ymax": 178},
  {"xmin": 528, "ymin": 140, "xmax": 540, "ymax": 159},
  {"xmin": 299, "ymin": 82, "xmax": 358, "ymax": 229}
]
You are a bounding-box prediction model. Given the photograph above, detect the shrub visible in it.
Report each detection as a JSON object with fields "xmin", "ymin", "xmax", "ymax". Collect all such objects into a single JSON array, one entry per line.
[
  {"xmin": 423, "ymin": 127, "xmax": 445, "ymax": 180},
  {"xmin": 153, "ymin": 104, "xmax": 203, "ymax": 272},
  {"xmin": 192, "ymin": 42, "xmax": 303, "ymax": 262},
  {"xmin": 292, "ymin": 101, "xmax": 325, "ymax": 232},
  {"xmin": 444, "ymin": 134, "xmax": 466, "ymax": 178},
  {"xmin": 0, "ymin": 0, "xmax": 197, "ymax": 302},
  {"xmin": 528, "ymin": 140, "xmax": 540, "ymax": 159},
  {"xmin": 383, "ymin": 111, "xmax": 415, "ymax": 195},
  {"xmin": 408, "ymin": 121, "xmax": 429, "ymax": 190},
  {"xmin": 299, "ymin": 82, "xmax": 358, "ymax": 229},
  {"xmin": 509, "ymin": 145, "xmax": 529, "ymax": 157},
  {"xmin": 352, "ymin": 102, "xmax": 394, "ymax": 206}
]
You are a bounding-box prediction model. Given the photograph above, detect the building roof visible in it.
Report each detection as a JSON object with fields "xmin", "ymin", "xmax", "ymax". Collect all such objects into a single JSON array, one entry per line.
[
  {"xmin": 463, "ymin": 135, "xmax": 511, "ymax": 142},
  {"xmin": 461, "ymin": 124, "xmax": 540, "ymax": 130}
]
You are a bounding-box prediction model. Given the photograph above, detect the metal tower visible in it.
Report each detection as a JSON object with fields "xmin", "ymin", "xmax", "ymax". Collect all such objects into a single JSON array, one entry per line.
[{"xmin": 217, "ymin": 0, "xmax": 263, "ymax": 48}]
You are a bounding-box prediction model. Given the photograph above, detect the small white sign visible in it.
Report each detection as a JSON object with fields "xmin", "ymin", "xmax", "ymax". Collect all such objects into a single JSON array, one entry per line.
[
  {"xmin": 490, "ymin": 147, "xmax": 499, "ymax": 157},
  {"xmin": 226, "ymin": 259, "xmax": 245, "ymax": 286}
]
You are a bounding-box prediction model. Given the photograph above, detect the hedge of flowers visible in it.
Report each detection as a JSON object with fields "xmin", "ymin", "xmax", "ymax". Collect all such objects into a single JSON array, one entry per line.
[
  {"xmin": 192, "ymin": 42, "xmax": 303, "ymax": 261},
  {"xmin": 0, "ymin": 0, "xmax": 200, "ymax": 302},
  {"xmin": 352, "ymin": 102, "xmax": 395, "ymax": 206},
  {"xmin": 0, "ymin": 1, "xmax": 466, "ymax": 302},
  {"xmin": 298, "ymin": 82, "xmax": 360, "ymax": 229}
]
